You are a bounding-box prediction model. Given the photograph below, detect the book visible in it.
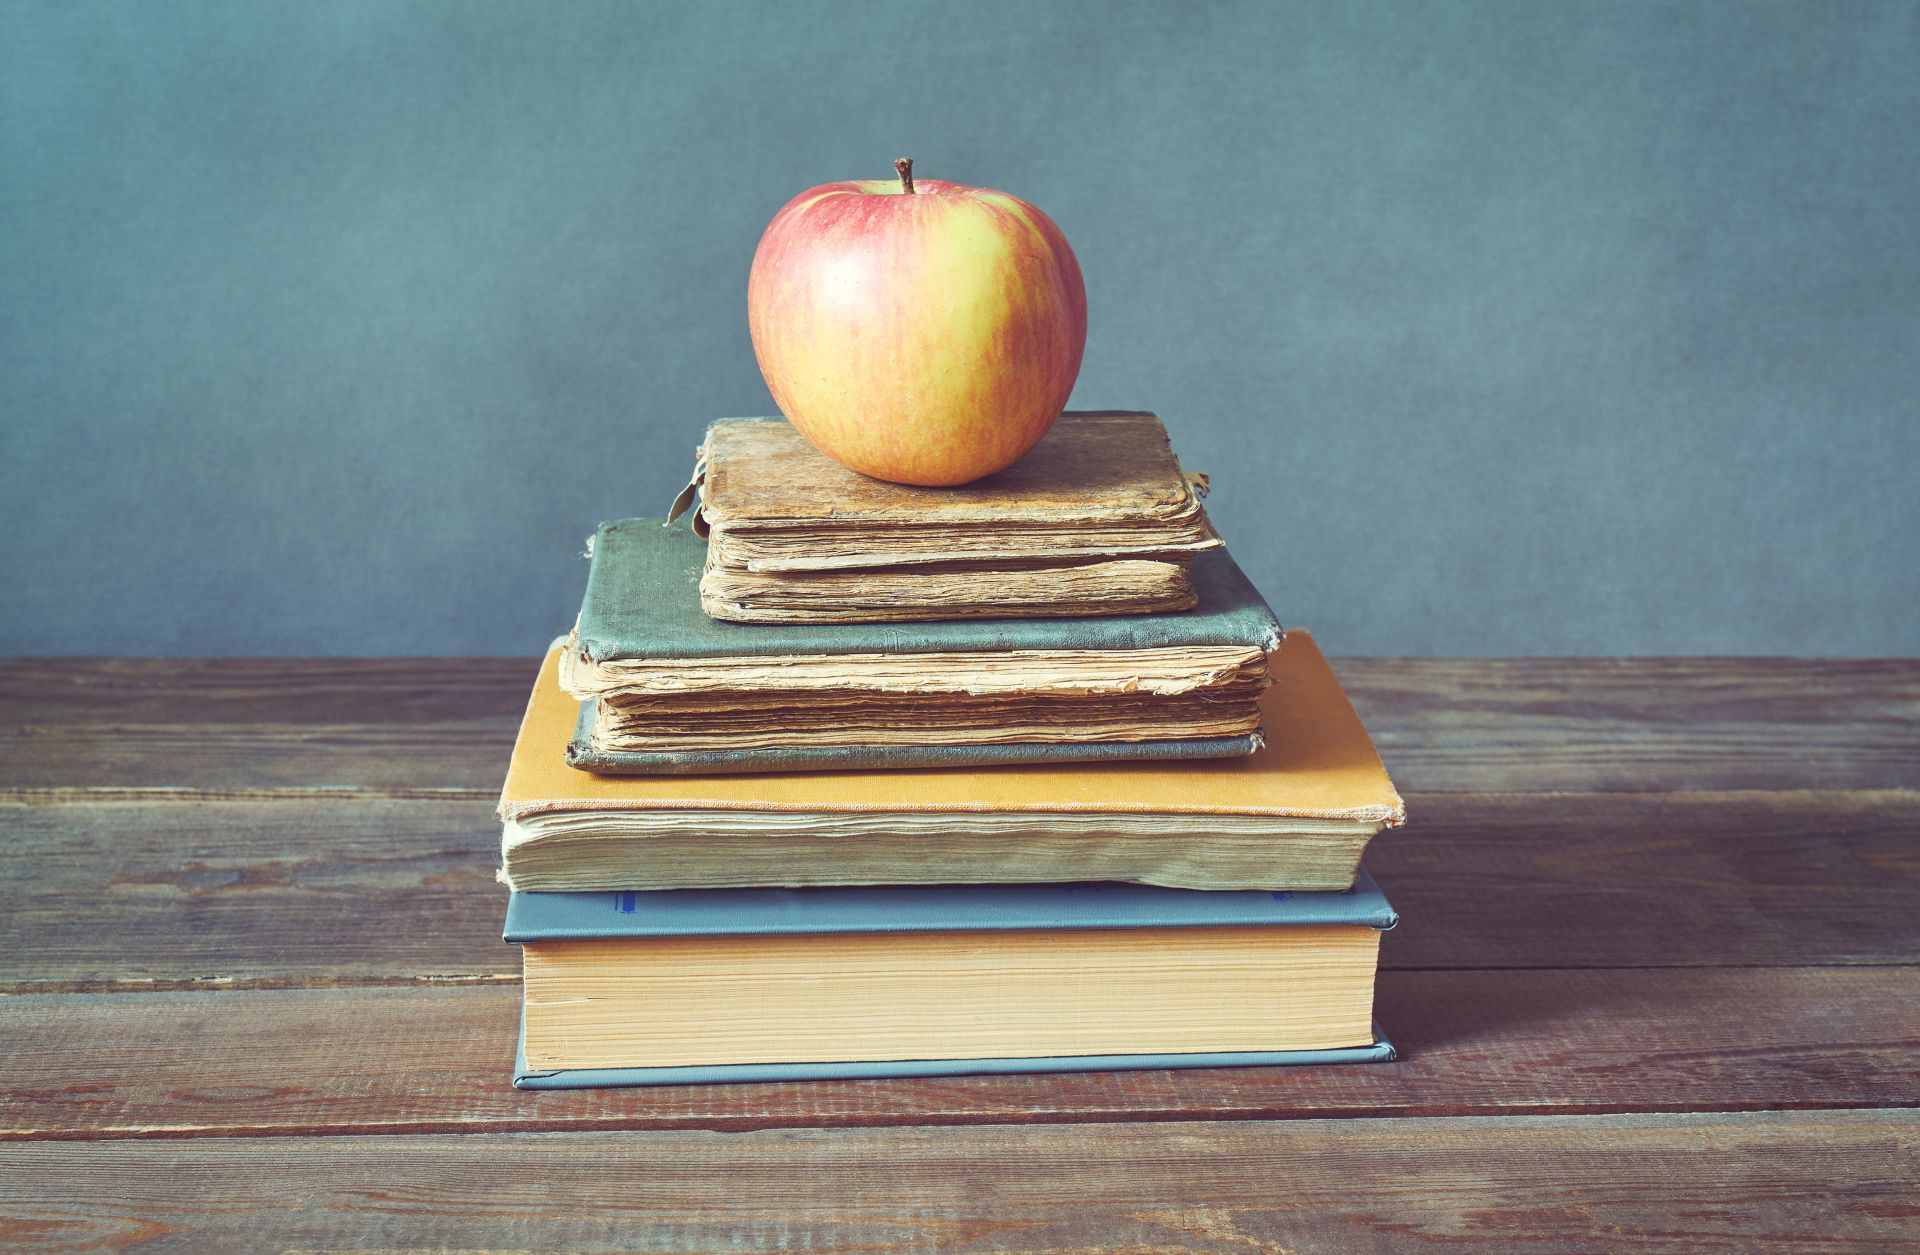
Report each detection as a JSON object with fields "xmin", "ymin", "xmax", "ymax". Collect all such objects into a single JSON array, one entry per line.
[
  {"xmin": 691, "ymin": 412, "xmax": 1222, "ymax": 623},
  {"xmin": 502, "ymin": 629, "xmax": 1404, "ymax": 892},
  {"xmin": 563, "ymin": 519, "xmax": 1282, "ymax": 772},
  {"xmin": 507, "ymin": 872, "xmax": 1397, "ymax": 1087}
]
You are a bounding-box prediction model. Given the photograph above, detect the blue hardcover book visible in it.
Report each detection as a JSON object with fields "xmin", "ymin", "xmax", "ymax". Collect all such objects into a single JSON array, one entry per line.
[
  {"xmin": 563, "ymin": 520, "xmax": 1283, "ymax": 774},
  {"xmin": 509, "ymin": 871, "xmax": 1397, "ymax": 1088}
]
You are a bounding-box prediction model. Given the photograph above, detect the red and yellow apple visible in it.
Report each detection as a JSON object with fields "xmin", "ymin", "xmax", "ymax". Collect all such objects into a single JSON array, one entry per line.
[{"xmin": 747, "ymin": 159, "xmax": 1087, "ymax": 486}]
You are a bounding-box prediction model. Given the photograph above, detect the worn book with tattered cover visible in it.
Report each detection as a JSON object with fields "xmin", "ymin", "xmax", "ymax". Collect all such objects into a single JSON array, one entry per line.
[
  {"xmin": 504, "ymin": 629, "xmax": 1402, "ymax": 891},
  {"xmin": 508, "ymin": 872, "xmax": 1397, "ymax": 1087},
  {"xmin": 562, "ymin": 519, "xmax": 1282, "ymax": 773},
  {"xmin": 690, "ymin": 412, "xmax": 1221, "ymax": 623}
]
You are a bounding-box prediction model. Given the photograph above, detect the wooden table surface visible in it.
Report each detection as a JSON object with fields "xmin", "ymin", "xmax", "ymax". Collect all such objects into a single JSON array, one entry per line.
[{"xmin": 2, "ymin": 656, "xmax": 1916, "ymax": 1252}]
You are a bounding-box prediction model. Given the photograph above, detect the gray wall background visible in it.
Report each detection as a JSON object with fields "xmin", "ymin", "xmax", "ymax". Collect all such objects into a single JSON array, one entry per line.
[{"xmin": 3, "ymin": 0, "xmax": 1916, "ymax": 657}]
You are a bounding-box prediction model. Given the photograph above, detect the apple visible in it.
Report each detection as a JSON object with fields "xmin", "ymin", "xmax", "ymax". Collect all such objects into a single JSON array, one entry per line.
[{"xmin": 747, "ymin": 158, "xmax": 1087, "ymax": 487}]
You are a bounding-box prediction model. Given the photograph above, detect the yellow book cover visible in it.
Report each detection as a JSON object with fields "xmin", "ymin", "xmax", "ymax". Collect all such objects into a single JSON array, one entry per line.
[{"xmin": 500, "ymin": 629, "xmax": 1404, "ymax": 892}]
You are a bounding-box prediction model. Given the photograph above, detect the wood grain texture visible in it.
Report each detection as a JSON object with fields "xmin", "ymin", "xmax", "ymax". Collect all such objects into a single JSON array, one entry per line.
[
  {"xmin": 0, "ymin": 1111, "xmax": 1913, "ymax": 1253},
  {"xmin": 4, "ymin": 656, "xmax": 1914, "ymax": 794},
  {"xmin": 2, "ymin": 653, "xmax": 1916, "ymax": 1248},
  {"xmin": 1339, "ymin": 655, "xmax": 1920, "ymax": 792},
  {"xmin": 4, "ymin": 790, "xmax": 1914, "ymax": 987},
  {"xmin": 3, "ymin": 968, "xmax": 1914, "ymax": 1141},
  {"xmin": 0, "ymin": 657, "xmax": 530, "ymax": 795},
  {"xmin": 1378, "ymin": 787, "xmax": 1920, "ymax": 970},
  {"xmin": 0, "ymin": 657, "xmax": 541, "ymax": 725},
  {"xmin": 0, "ymin": 798, "xmax": 507, "ymax": 987}
]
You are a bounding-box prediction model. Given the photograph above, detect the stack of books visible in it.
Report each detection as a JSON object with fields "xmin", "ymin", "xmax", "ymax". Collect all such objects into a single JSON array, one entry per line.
[{"xmin": 500, "ymin": 412, "xmax": 1405, "ymax": 1087}]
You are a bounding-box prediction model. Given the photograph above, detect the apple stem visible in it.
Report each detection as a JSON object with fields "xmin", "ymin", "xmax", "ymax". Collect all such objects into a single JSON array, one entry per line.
[{"xmin": 894, "ymin": 156, "xmax": 915, "ymax": 194}]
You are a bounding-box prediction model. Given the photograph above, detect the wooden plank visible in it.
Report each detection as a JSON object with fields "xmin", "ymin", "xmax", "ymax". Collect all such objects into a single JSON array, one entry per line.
[
  {"xmin": 4, "ymin": 656, "xmax": 1915, "ymax": 794},
  {"xmin": 0, "ymin": 1111, "xmax": 1912, "ymax": 1251},
  {"xmin": 0, "ymin": 657, "xmax": 541, "ymax": 724},
  {"xmin": 2, "ymin": 968, "xmax": 1914, "ymax": 1141},
  {"xmin": 0, "ymin": 798, "xmax": 510, "ymax": 987},
  {"xmin": 1337, "ymin": 654, "xmax": 1920, "ymax": 792},
  {"xmin": 0, "ymin": 724, "xmax": 513, "ymax": 797},
  {"xmin": 0, "ymin": 657, "xmax": 531, "ymax": 795},
  {"xmin": 3, "ymin": 790, "xmax": 1913, "ymax": 987},
  {"xmin": 1378, "ymin": 787, "xmax": 1920, "ymax": 970}
]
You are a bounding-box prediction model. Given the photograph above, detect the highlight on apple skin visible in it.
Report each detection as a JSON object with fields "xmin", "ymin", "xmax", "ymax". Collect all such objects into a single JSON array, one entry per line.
[{"xmin": 747, "ymin": 159, "xmax": 1088, "ymax": 487}]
